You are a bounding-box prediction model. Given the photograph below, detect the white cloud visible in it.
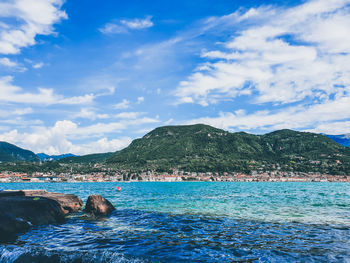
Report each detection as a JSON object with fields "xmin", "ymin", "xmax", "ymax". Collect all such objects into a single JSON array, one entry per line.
[
  {"xmin": 311, "ymin": 121, "xmax": 350, "ymax": 135},
  {"xmin": 120, "ymin": 16, "xmax": 153, "ymax": 29},
  {"xmin": 0, "ymin": 57, "xmax": 26, "ymax": 71},
  {"xmin": 74, "ymin": 108, "xmax": 109, "ymax": 120},
  {"xmin": 73, "ymin": 117, "xmax": 159, "ymax": 139},
  {"xmin": 99, "ymin": 23, "xmax": 127, "ymax": 34},
  {"xmin": 0, "ymin": 57, "xmax": 17, "ymax": 67},
  {"xmin": 114, "ymin": 112, "xmax": 144, "ymax": 119},
  {"xmin": 0, "ymin": 75, "xmax": 95, "ymax": 105},
  {"xmin": 0, "ymin": 116, "xmax": 160, "ymax": 154},
  {"xmin": 175, "ymin": 0, "xmax": 350, "ymax": 107},
  {"xmin": 0, "ymin": 117, "xmax": 43, "ymax": 126},
  {"xmin": 137, "ymin": 96, "xmax": 144, "ymax": 103},
  {"xmin": 82, "ymin": 137, "xmax": 132, "ymax": 155},
  {"xmin": 58, "ymin": 94, "xmax": 95, "ymax": 105},
  {"xmin": 32, "ymin": 62, "xmax": 44, "ymax": 69},
  {"xmin": 0, "ymin": 121, "xmax": 92, "ymax": 155},
  {"xmin": 0, "ymin": 0, "xmax": 67, "ymax": 54},
  {"xmin": 13, "ymin": 107, "xmax": 33, "ymax": 115},
  {"xmin": 0, "ymin": 122, "xmax": 132, "ymax": 155},
  {"xmin": 99, "ymin": 16, "xmax": 153, "ymax": 34},
  {"xmin": 113, "ymin": 99, "xmax": 130, "ymax": 109},
  {"xmin": 164, "ymin": 118, "xmax": 174, "ymax": 125},
  {"xmin": 23, "ymin": 59, "xmax": 45, "ymax": 69},
  {"xmin": 0, "ymin": 121, "xmax": 77, "ymax": 155},
  {"xmin": 186, "ymin": 91, "xmax": 350, "ymax": 134},
  {"xmin": 0, "ymin": 107, "xmax": 33, "ymax": 118}
]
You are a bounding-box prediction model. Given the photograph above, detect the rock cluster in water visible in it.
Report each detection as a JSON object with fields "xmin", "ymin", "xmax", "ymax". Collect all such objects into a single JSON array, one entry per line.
[
  {"xmin": 84, "ymin": 195, "xmax": 116, "ymax": 216},
  {"xmin": 0, "ymin": 190, "xmax": 114, "ymax": 242}
]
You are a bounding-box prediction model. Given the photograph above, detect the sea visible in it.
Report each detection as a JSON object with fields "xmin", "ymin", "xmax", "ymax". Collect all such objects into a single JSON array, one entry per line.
[{"xmin": 1, "ymin": 182, "xmax": 350, "ymax": 263}]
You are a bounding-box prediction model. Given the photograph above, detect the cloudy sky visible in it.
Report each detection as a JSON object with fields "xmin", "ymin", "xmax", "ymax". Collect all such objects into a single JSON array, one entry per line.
[{"xmin": 0, "ymin": 0, "xmax": 349, "ymax": 155}]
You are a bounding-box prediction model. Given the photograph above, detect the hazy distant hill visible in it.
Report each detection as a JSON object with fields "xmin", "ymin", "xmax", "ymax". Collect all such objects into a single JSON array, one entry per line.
[
  {"xmin": 325, "ymin": 134, "xmax": 350, "ymax": 147},
  {"xmin": 107, "ymin": 124, "xmax": 350, "ymax": 174},
  {"xmin": 0, "ymin": 141, "xmax": 40, "ymax": 163},
  {"xmin": 37, "ymin": 153, "xmax": 77, "ymax": 162},
  {"xmin": 58, "ymin": 152, "xmax": 114, "ymax": 164}
]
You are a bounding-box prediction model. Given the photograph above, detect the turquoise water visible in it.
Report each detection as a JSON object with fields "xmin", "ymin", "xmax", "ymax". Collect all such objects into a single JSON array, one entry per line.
[{"xmin": 1, "ymin": 182, "xmax": 350, "ymax": 262}]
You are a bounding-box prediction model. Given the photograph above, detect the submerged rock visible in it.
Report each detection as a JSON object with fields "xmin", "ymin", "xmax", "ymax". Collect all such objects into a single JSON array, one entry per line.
[
  {"xmin": 0, "ymin": 196, "xmax": 65, "ymax": 241},
  {"xmin": 84, "ymin": 195, "xmax": 115, "ymax": 216},
  {"xmin": 0, "ymin": 213, "xmax": 31, "ymax": 242}
]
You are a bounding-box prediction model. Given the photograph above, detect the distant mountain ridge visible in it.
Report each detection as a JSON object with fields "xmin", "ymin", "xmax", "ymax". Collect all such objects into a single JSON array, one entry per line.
[
  {"xmin": 1, "ymin": 125, "xmax": 350, "ymax": 175},
  {"xmin": 106, "ymin": 124, "xmax": 350, "ymax": 174},
  {"xmin": 37, "ymin": 153, "xmax": 77, "ymax": 162},
  {"xmin": 58, "ymin": 152, "xmax": 113, "ymax": 164},
  {"xmin": 0, "ymin": 141, "xmax": 40, "ymax": 163},
  {"xmin": 325, "ymin": 134, "xmax": 350, "ymax": 147}
]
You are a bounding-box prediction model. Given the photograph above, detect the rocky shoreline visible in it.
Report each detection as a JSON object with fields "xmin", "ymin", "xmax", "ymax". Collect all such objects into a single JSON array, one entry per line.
[{"xmin": 0, "ymin": 190, "xmax": 115, "ymax": 242}]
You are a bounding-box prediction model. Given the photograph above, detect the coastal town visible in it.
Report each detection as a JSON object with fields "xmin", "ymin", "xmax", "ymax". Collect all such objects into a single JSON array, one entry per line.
[{"xmin": 1, "ymin": 169, "xmax": 350, "ymax": 183}]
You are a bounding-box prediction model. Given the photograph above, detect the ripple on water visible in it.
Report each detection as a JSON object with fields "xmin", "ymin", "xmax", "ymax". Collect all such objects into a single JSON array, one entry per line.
[
  {"xmin": 1, "ymin": 182, "xmax": 350, "ymax": 262},
  {"xmin": 1, "ymin": 209, "xmax": 350, "ymax": 263}
]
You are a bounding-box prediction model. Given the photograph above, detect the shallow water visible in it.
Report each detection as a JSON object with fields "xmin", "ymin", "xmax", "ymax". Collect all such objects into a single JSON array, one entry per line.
[{"xmin": 1, "ymin": 182, "xmax": 350, "ymax": 262}]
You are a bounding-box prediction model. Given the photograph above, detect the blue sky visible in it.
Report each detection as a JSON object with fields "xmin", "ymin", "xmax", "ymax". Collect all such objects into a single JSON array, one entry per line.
[{"xmin": 0, "ymin": 0, "xmax": 350, "ymax": 155}]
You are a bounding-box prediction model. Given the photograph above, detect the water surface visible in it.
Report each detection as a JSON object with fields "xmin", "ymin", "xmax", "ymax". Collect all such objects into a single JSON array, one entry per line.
[{"xmin": 1, "ymin": 182, "xmax": 350, "ymax": 262}]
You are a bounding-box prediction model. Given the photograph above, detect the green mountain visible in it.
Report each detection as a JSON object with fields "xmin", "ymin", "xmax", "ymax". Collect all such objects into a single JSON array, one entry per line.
[
  {"xmin": 0, "ymin": 142, "xmax": 40, "ymax": 163},
  {"xmin": 58, "ymin": 152, "xmax": 113, "ymax": 164},
  {"xmin": 107, "ymin": 124, "xmax": 350, "ymax": 174}
]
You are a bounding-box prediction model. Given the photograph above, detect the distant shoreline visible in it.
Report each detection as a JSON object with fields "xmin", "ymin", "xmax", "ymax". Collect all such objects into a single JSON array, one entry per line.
[
  {"xmin": 2, "ymin": 170, "xmax": 350, "ymax": 183},
  {"xmin": 1, "ymin": 179, "xmax": 350, "ymax": 183}
]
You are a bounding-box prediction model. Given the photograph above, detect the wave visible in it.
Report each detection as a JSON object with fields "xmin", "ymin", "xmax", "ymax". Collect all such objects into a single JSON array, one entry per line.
[
  {"xmin": 1, "ymin": 210, "xmax": 350, "ymax": 262},
  {"xmin": 0, "ymin": 247, "xmax": 147, "ymax": 263}
]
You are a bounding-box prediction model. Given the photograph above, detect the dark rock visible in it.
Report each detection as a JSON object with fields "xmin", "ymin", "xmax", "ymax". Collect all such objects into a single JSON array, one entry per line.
[
  {"xmin": 84, "ymin": 195, "xmax": 115, "ymax": 216},
  {"xmin": 1, "ymin": 190, "xmax": 84, "ymax": 214},
  {"xmin": 23, "ymin": 190, "xmax": 84, "ymax": 214},
  {"xmin": 0, "ymin": 190, "xmax": 26, "ymax": 197},
  {"xmin": 0, "ymin": 190, "xmax": 84, "ymax": 241},
  {"xmin": 0, "ymin": 196, "xmax": 65, "ymax": 241},
  {"xmin": 0, "ymin": 213, "xmax": 31, "ymax": 242}
]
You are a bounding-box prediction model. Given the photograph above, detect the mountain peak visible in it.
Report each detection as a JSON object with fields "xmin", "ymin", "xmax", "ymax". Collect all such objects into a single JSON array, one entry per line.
[
  {"xmin": 0, "ymin": 141, "xmax": 40, "ymax": 163},
  {"xmin": 107, "ymin": 124, "xmax": 350, "ymax": 174}
]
